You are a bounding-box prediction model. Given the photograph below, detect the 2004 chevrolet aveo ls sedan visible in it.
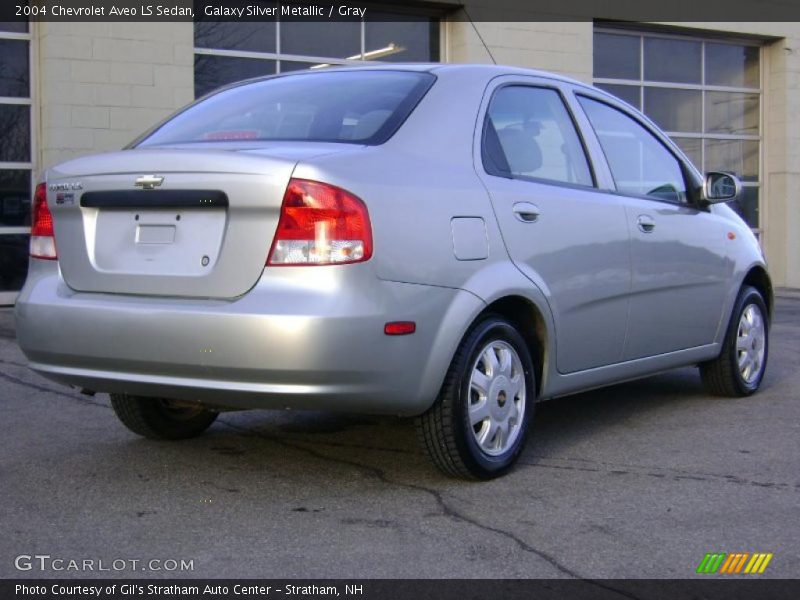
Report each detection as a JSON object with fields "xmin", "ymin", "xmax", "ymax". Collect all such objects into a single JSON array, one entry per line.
[{"xmin": 15, "ymin": 65, "xmax": 772, "ymax": 479}]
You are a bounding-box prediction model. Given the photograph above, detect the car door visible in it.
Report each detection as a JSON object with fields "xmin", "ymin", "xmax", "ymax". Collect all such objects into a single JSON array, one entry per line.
[
  {"xmin": 575, "ymin": 93, "xmax": 734, "ymax": 360},
  {"xmin": 475, "ymin": 79, "xmax": 632, "ymax": 374}
]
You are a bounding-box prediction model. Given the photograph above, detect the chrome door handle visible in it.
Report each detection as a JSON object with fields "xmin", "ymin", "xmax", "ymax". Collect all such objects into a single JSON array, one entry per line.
[
  {"xmin": 637, "ymin": 215, "xmax": 656, "ymax": 233},
  {"xmin": 512, "ymin": 202, "xmax": 541, "ymax": 223}
]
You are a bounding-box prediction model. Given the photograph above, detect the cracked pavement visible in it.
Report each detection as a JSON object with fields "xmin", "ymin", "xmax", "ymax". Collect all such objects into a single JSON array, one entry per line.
[{"xmin": 1, "ymin": 299, "xmax": 798, "ymax": 579}]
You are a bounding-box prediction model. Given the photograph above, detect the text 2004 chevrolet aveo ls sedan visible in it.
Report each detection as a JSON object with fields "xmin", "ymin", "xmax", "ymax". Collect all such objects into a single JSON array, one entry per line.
[{"xmin": 15, "ymin": 65, "xmax": 772, "ymax": 479}]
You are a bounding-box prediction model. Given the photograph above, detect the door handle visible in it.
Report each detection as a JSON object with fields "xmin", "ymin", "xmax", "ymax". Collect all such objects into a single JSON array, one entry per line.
[
  {"xmin": 637, "ymin": 215, "xmax": 656, "ymax": 233},
  {"xmin": 512, "ymin": 202, "xmax": 541, "ymax": 223}
]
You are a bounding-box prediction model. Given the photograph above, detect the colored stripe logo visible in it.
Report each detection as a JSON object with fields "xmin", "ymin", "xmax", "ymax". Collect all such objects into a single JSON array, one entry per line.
[{"xmin": 696, "ymin": 552, "xmax": 773, "ymax": 574}]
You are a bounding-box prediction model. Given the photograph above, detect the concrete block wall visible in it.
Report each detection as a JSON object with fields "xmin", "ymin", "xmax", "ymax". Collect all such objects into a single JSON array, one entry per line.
[
  {"xmin": 763, "ymin": 34, "xmax": 800, "ymax": 288},
  {"xmin": 36, "ymin": 21, "xmax": 194, "ymax": 171},
  {"xmin": 446, "ymin": 20, "xmax": 593, "ymax": 82}
]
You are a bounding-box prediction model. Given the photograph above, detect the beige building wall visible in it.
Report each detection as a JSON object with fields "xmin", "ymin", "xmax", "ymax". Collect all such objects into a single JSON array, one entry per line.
[
  {"xmin": 36, "ymin": 21, "xmax": 194, "ymax": 170},
  {"xmin": 446, "ymin": 21, "xmax": 593, "ymax": 82}
]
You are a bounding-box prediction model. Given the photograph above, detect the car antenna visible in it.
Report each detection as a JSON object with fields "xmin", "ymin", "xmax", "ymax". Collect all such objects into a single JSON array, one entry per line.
[{"xmin": 463, "ymin": 7, "xmax": 497, "ymax": 65}]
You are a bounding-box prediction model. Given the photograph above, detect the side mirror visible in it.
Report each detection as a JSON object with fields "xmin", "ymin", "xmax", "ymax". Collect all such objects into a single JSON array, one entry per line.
[{"xmin": 703, "ymin": 171, "xmax": 742, "ymax": 204}]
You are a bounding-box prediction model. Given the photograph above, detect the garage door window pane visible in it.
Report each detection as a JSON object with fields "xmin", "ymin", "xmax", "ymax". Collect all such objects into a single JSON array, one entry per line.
[
  {"xmin": 672, "ymin": 137, "xmax": 702, "ymax": 170},
  {"xmin": 195, "ymin": 55, "xmax": 276, "ymax": 97},
  {"xmin": 195, "ymin": 21, "xmax": 276, "ymax": 54},
  {"xmin": 705, "ymin": 139, "xmax": 759, "ymax": 182},
  {"xmin": 705, "ymin": 92, "xmax": 759, "ymax": 135},
  {"xmin": 0, "ymin": 39, "xmax": 29, "ymax": 97},
  {"xmin": 644, "ymin": 87, "xmax": 702, "ymax": 132},
  {"xmin": 365, "ymin": 15, "xmax": 440, "ymax": 62},
  {"xmin": 278, "ymin": 61, "xmax": 314, "ymax": 73},
  {"xmin": 706, "ymin": 43, "xmax": 759, "ymax": 88},
  {"xmin": 281, "ymin": 21, "xmax": 360, "ymax": 59},
  {"xmin": 644, "ymin": 38, "xmax": 701, "ymax": 84},
  {"xmin": 0, "ymin": 105, "xmax": 30, "ymax": 162},
  {"xmin": 735, "ymin": 187, "xmax": 759, "ymax": 228},
  {"xmin": 0, "ymin": 234, "xmax": 29, "ymax": 292},
  {"xmin": 594, "ymin": 33, "xmax": 640, "ymax": 80},
  {"xmin": 0, "ymin": 22, "xmax": 28, "ymax": 33},
  {"xmin": 0, "ymin": 169, "xmax": 31, "ymax": 227},
  {"xmin": 596, "ymin": 84, "xmax": 640, "ymax": 109}
]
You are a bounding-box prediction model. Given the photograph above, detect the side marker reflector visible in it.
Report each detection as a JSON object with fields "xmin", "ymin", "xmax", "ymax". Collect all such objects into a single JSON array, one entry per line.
[{"xmin": 384, "ymin": 322, "xmax": 416, "ymax": 336}]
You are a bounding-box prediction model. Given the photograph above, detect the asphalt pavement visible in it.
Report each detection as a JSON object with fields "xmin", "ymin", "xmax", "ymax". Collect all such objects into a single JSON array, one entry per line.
[{"xmin": 1, "ymin": 299, "xmax": 798, "ymax": 579}]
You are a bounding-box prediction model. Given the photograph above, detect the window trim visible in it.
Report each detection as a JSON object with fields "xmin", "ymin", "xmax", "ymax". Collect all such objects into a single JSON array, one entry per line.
[
  {"xmin": 479, "ymin": 82, "xmax": 599, "ymax": 191},
  {"xmin": 575, "ymin": 92, "xmax": 700, "ymax": 207}
]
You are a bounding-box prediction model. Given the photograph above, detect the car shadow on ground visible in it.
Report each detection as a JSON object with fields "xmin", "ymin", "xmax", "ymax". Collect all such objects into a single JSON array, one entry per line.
[{"xmin": 105, "ymin": 366, "xmax": 741, "ymax": 483}]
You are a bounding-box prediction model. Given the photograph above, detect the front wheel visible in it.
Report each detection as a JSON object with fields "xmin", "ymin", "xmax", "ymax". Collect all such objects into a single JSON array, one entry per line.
[
  {"xmin": 110, "ymin": 394, "xmax": 218, "ymax": 440},
  {"xmin": 700, "ymin": 286, "xmax": 769, "ymax": 397},
  {"xmin": 416, "ymin": 316, "xmax": 536, "ymax": 479}
]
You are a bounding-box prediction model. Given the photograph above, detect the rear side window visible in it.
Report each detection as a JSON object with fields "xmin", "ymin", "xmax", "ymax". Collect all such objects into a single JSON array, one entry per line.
[
  {"xmin": 482, "ymin": 86, "xmax": 594, "ymax": 187},
  {"xmin": 137, "ymin": 70, "xmax": 435, "ymax": 147},
  {"xmin": 577, "ymin": 96, "xmax": 689, "ymax": 203}
]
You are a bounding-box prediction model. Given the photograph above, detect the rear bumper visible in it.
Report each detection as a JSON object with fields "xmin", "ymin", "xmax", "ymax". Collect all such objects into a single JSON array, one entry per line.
[{"xmin": 15, "ymin": 261, "xmax": 483, "ymax": 415}]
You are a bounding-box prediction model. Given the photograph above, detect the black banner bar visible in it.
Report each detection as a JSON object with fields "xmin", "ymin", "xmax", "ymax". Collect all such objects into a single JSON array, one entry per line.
[
  {"xmin": 6, "ymin": 0, "xmax": 800, "ymax": 22},
  {"xmin": 3, "ymin": 579, "xmax": 800, "ymax": 600}
]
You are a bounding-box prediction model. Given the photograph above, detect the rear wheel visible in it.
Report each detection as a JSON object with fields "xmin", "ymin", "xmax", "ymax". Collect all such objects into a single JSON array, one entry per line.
[
  {"xmin": 700, "ymin": 286, "xmax": 769, "ymax": 397},
  {"xmin": 110, "ymin": 394, "xmax": 218, "ymax": 440},
  {"xmin": 416, "ymin": 316, "xmax": 535, "ymax": 479}
]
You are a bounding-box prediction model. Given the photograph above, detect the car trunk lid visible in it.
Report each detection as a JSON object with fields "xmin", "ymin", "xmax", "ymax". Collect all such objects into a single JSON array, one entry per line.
[{"xmin": 47, "ymin": 144, "xmax": 346, "ymax": 299}]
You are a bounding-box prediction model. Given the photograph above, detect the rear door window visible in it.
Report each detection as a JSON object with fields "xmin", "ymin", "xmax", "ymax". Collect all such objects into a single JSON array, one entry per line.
[{"xmin": 482, "ymin": 86, "xmax": 594, "ymax": 187}]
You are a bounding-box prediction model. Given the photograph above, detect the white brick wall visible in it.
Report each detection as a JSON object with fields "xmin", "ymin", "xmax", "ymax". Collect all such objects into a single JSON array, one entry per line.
[{"xmin": 36, "ymin": 21, "xmax": 194, "ymax": 170}]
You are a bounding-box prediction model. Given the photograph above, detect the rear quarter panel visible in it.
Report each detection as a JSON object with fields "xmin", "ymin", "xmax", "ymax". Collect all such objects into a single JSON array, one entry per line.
[{"xmin": 291, "ymin": 68, "xmax": 509, "ymax": 291}]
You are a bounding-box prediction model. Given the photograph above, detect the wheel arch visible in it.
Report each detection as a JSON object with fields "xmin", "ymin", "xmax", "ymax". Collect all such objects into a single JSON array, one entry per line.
[
  {"xmin": 414, "ymin": 261, "xmax": 557, "ymax": 414},
  {"xmin": 741, "ymin": 265, "xmax": 774, "ymax": 321},
  {"xmin": 474, "ymin": 295, "xmax": 550, "ymax": 398}
]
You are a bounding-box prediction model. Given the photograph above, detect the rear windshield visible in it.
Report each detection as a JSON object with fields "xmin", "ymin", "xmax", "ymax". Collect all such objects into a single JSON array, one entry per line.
[{"xmin": 136, "ymin": 70, "xmax": 435, "ymax": 147}]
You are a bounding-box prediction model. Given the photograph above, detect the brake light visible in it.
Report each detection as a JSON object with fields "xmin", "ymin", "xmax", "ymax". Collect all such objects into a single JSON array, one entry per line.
[
  {"xmin": 30, "ymin": 183, "xmax": 57, "ymax": 260},
  {"xmin": 267, "ymin": 178, "xmax": 372, "ymax": 266}
]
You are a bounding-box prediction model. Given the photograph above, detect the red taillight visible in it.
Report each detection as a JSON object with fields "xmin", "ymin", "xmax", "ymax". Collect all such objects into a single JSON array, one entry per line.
[
  {"xmin": 30, "ymin": 183, "xmax": 57, "ymax": 260},
  {"xmin": 267, "ymin": 178, "xmax": 372, "ymax": 266}
]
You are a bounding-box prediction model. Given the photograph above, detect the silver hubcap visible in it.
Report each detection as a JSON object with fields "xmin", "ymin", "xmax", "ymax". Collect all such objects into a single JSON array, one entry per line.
[
  {"xmin": 737, "ymin": 304, "xmax": 766, "ymax": 384},
  {"xmin": 468, "ymin": 340, "xmax": 526, "ymax": 456}
]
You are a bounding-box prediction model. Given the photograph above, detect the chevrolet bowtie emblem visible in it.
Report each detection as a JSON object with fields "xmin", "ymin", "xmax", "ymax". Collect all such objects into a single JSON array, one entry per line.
[{"xmin": 134, "ymin": 175, "xmax": 164, "ymax": 190}]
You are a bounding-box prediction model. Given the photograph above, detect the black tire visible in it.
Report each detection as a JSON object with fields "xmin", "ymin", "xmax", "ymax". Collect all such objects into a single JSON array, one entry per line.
[
  {"xmin": 416, "ymin": 315, "xmax": 536, "ymax": 480},
  {"xmin": 700, "ymin": 286, "xmax": 769, "ymax": 397},
  {"xmin": 110, "ymin": 393, "xmax": 218, "ymax": 440}
]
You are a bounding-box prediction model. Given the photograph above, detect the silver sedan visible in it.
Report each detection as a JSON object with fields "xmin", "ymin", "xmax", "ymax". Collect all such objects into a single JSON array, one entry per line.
[{"xmin": 15, "ymin": 65, "xmax": 772, "ymax": 479}]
